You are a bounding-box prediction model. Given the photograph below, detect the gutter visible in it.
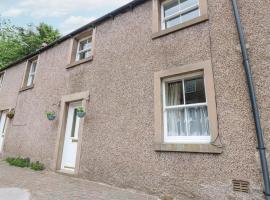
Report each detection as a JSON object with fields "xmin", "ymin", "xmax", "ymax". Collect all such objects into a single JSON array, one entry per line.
[
  {"xmin": 0, "ymin": 0, "xmax": 147, "ymax": 72},
  {"xmin": 231, "ymin": 0, "xmax": 270, "ymax": 199}
]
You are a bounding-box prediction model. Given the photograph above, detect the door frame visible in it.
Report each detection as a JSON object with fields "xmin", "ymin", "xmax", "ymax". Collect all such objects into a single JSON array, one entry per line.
[
  {"xmin": 53, "ymin": 91, "xmax": 89, "ymax": 175},
  {"xmin": 0, "ymin": 109, "xmax": 9, "ymax": 154}
]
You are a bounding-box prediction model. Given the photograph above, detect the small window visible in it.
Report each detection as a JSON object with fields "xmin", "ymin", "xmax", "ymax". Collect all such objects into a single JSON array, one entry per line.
[
  {"xmin": 27, "ymin": 60, "xmax": 37, "ymax": 87},
  {"xmin": 21, "ymin": 58, "xmax": 38, "ymax": 89},
  {"xmin": 0, "ymin": 72, "xmax": 4, "ymax": 88},
  {"xmin": 161, "ymin": 0, "xmax": 200, "ymax": 30},
  {"xmin": 76, "ymin": 37, "xmax": 92, "ymax": 61},
  {"xmin": 163, "ymin": 72, "xmax": 210, "ymax": 144}
]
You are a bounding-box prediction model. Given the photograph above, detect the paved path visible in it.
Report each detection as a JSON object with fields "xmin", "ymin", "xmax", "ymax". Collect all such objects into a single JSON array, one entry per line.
[{"xmin": 0, "ymin": 161, "xmax": 159, "ymax": 200}]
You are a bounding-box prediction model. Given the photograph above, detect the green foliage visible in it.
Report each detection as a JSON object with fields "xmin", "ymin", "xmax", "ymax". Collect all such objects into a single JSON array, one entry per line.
[
  {"xmin": 46, "ymin": 111, "xmax": 55, "ymax": 116},
  {"xmin": 6, "ymin": 157, "xmax": 45, "ymax": 171},
  {"xmin": 6, "ymin": 157, "xmax": 30, "ymax": 168},
  {"xmin": 0, "ymin": 17, "xmax": 61, "ymax": 69},
  {"xmin": 30, "ymin": 161, "xmax": 45, "ymax": 171},
  {"xmin": 77, "ymin": 106, "xmax": 85, "ymax": 112}
]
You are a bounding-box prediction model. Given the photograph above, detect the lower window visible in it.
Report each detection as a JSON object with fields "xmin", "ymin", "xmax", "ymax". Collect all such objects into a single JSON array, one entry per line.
[{"xmin": 163, "ymin": 71, "xmax": 210, "ymax": 143}]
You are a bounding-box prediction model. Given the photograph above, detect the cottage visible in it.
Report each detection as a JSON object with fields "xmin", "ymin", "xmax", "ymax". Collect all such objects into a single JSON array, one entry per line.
[{"xmin": 0, "ymin": 0, "xmax": 269, "ymax": 199}]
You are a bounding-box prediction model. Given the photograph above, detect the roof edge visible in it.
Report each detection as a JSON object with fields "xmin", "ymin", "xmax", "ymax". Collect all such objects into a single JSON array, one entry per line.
[{"xmin": 0, "ymin": 0, "xmax": 147, "ymax": 72}]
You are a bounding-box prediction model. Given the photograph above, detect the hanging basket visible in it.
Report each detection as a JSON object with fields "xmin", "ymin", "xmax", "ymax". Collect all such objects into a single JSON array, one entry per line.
[
  {"xmin": 76, "ymin": 106, "xmax": 86, "ymax": 118},
  {"xmin": 46, "ymin": 112, "xmax": 56, "ymax": 121},
  {"xmin": 77, "ymin": 111, "xmax": 86, "ymax": 118},
  {"xmin": 7, "ymin": 109, "xmax": 15, "ymax": 119}
]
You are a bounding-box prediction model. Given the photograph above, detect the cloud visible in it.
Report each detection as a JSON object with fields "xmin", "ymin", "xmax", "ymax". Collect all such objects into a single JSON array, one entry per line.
[
  {"xmin": 2, "ymin": 8, "xmax": 25, "ymax": 17},
  {"xmin": 3, "ymin": 0, "xmax": 132, "ymax": 18},
  {"xmin": 60, "ymin": 16, "xmax": 96, "ymax": 34}
]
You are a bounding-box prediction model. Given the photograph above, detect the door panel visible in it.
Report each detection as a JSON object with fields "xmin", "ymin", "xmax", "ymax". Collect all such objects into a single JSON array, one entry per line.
[
  {"xmin": 61, "ymin": 102, "xmax": 81, "ymax": 171},
  {"xmin": 0, "ymin": 111, "xmax": 8, "ymax": 152}
]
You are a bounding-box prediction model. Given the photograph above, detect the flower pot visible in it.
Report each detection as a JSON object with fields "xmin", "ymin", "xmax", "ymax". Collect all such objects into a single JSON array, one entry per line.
[
  {"xmin": 77, "ymin": 111, "xmax": 86, "ymax": 118},
  {"xmin": 7, "ymin": 112, "xmax": 15, "ymax": 119},
  {"xmin": 47, "ymin": 114, "xmax": 56, "ymax": 121}
]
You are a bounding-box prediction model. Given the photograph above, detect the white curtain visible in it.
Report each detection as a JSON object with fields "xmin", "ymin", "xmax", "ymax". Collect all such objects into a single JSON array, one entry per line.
[
  {"xmin": 187, "ymin": 106, "xmax": 209, "ymax": 136},
  {"xmin": 167, "ymin": 82, "xmax": 182, "ymax": 106},
  {"xmin": 166, "ymin": 106, "xmax": 209, "ymax": 136},
  {"xmin": 167, "ymin": 108, "xmax": 186, "ymax": 136}
]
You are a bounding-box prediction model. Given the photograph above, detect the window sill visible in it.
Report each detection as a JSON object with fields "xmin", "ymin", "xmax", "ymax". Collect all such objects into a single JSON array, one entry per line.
[
  {"xmin": 19, "ymin": 85, "xmax": 34, "ymax": 92},
  {"xmin": 66, "ymin": 56, "xmax": 93, "ymax": 69},
  {"xmin": 154, "ymin": 143, "xmax": 222, "ymax": 154},
  {"xmin": 152, "ymin": 14, "xmax": 209, "ymax": 39}
]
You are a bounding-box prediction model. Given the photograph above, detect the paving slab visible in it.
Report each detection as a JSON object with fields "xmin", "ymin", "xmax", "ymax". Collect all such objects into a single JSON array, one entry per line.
[{"xmin": 0, "ymin": 161, "xmax": 159, "ymax": 200}]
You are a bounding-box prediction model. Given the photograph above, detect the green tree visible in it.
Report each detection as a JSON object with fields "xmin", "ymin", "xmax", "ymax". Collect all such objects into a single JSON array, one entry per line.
[{"xmin": 0, "ymin": 18, "xmax": 61, "ymax": 69}]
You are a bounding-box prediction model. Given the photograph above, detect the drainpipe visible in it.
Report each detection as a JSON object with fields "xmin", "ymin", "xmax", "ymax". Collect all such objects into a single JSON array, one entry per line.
[{"xmin": 231, "ymin": 0, "xmax": 270, "ymax": 199}]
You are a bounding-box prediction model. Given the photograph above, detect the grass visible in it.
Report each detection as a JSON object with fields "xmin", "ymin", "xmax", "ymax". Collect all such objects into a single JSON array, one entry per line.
[{"xmin": 6, "ymin": 157, "xmax": 45, "ymax": 171}]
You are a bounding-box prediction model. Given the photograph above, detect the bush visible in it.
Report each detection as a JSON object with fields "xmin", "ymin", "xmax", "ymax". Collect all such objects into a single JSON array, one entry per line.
[
  {"xmin": 6, "ymin": 157, "xmax": 45, "ymax": 171},
  {"xmin": 6, "ymin": 157, "xmax": 30, "ymax": 168},
  {"xmin": 30, "ymin": 161, "xmax": 45, "ymax": 171}
]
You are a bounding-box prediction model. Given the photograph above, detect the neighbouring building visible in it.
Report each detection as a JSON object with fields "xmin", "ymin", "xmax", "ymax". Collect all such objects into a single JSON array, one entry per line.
[{"xmin": 0, "ymin": 0, "xmax": 270, "ymax": 199}]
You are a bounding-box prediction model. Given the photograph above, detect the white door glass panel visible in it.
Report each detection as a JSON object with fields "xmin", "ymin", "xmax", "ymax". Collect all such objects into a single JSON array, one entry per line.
[
  {"xmin": 61, "ymin": 101, "xmax": 82, "ymax": 172},
  {"xmin": 0, "ymin": 111, "xmax": 8, "ymax": 152}
]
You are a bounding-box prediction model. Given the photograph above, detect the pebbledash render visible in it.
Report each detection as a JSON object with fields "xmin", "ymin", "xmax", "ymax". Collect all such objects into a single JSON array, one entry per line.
[{"xmin": 0, "ymin": 0, "xmax": 269, "ymax": 199}]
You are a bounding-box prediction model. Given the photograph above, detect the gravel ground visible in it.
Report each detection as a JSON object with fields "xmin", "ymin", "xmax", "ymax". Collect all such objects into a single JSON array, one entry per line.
[{"xmin": 0, "ymin": 161, "xmax": 159, "ymax": 200}]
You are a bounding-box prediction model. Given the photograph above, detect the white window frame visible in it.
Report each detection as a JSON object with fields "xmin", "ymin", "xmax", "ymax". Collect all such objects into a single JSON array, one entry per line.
[
  {"xmin": 161, "ymin": 0, "xmax": 200, "ymax": 30},
  {"xmin": 76, "ymin": 36, "xmax": 92, "ymax": 61},
  {"xmin": 26, "ymin": 59, "xmax": 37, "ymax": 87},
  {"xmin": 162, "ymin": 71, "xmax": 210, "ymax": 144},
  {"xmin": 0, "ymin": 72, "xmax": 5, "ymax": 89}
]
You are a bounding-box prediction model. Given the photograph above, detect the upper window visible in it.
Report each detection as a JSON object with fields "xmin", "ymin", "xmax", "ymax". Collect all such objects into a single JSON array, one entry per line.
[
  {"xmin": 161, "ymin": 0, "xmax": 200, "ymax": 29},
  {"xmin": 152, "ymin": 0, "xmax": 208, "ymax": 38},
  {"xmin": 76, "ymin": 36, "xmax": 92, "ymax": 61},
  {"xmin": 163, "ymin": 72, "xmax": 210, "ymax": 144},
  {"xmin": 21, "ymin": 58, "xmax": 38, "ymax": 90},
  {"xmin": 26, "ymin": 60, "xmax": 37, "ymax": 87},
  {"xmin": 0, "ymin": 72, "xmax": 4, "ymax": 89}
]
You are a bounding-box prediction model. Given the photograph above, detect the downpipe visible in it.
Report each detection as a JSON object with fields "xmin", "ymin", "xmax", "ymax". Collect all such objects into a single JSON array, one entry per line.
[{"xmin": 231, "ymin": 0, "xmax": 270, "ymax": 199}]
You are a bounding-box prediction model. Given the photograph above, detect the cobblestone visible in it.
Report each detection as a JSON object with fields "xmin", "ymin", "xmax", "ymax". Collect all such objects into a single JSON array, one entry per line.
[{"xmin": 0, "ymin": 161, "xmax": 159, "ymax": 200}]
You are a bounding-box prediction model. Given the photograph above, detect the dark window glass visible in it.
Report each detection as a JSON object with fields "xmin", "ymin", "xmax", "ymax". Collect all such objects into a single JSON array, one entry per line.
[
  {"xmin": 71, "ymin": 109, "xmax": 78, "ymax": 138},
  {"xmin": 185, "ymin": 77, "xmax": 206, "ymax": 104}
]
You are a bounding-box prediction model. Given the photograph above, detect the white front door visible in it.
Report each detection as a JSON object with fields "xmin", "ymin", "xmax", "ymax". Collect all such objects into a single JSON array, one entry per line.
[
  {"xmin": 61, "ymin": 102, "xmax": 82, "ymax": 171},
  {"xmin": 0, "ymin": 111, "xmax": 8, "ymax": 153}
]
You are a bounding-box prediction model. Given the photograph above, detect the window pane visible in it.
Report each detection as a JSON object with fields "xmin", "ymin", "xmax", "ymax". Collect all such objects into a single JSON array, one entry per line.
[
  {"xmin": 166, "ymin": 81, "xmax": 184, "ymax": 106},
  {"xmin": 185, "ymin": 77, "xmax": 206, "ymax": 104},
  {"xmin": 79, "ymin": 39, "xmax": 91, "ymax": 51},
  {"xmin": 164, "ymin": 0, "xmax": 179, "ymax": 18},
  {"xmin": 71, "ymin": 109, "xmax": 78, "ymax": 138},
  {"xmin": 27, "ymin": 74, "xmax": 34, "ymax": 86},
  {"xmin": 165, "ymin": 16, "xmax": 181, "ymax": 28},
  {"xmin": 0, "ymin": 74, "xmax": 3, "ymax": 86},
  {"xmin": 167, "ymin": 108, "xmax": 186, "ymax": 136},
  {"xmin": 31, "ymin": 61, "xmax": 37, "ymax": 73},
  {"xmin": 79, "ymin": 50, "xmax": 91, "ymax": 60},
  {"xmin": 181, "ymin": 8, "xmax": 200, "ymax": 23},
  {"xmin": 186, "ymin": 106, "xmax": 209, "ymax": 136},
  {"xmin": 180, "ymin": 0, "xmax": 199, "ymax": 11}
]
